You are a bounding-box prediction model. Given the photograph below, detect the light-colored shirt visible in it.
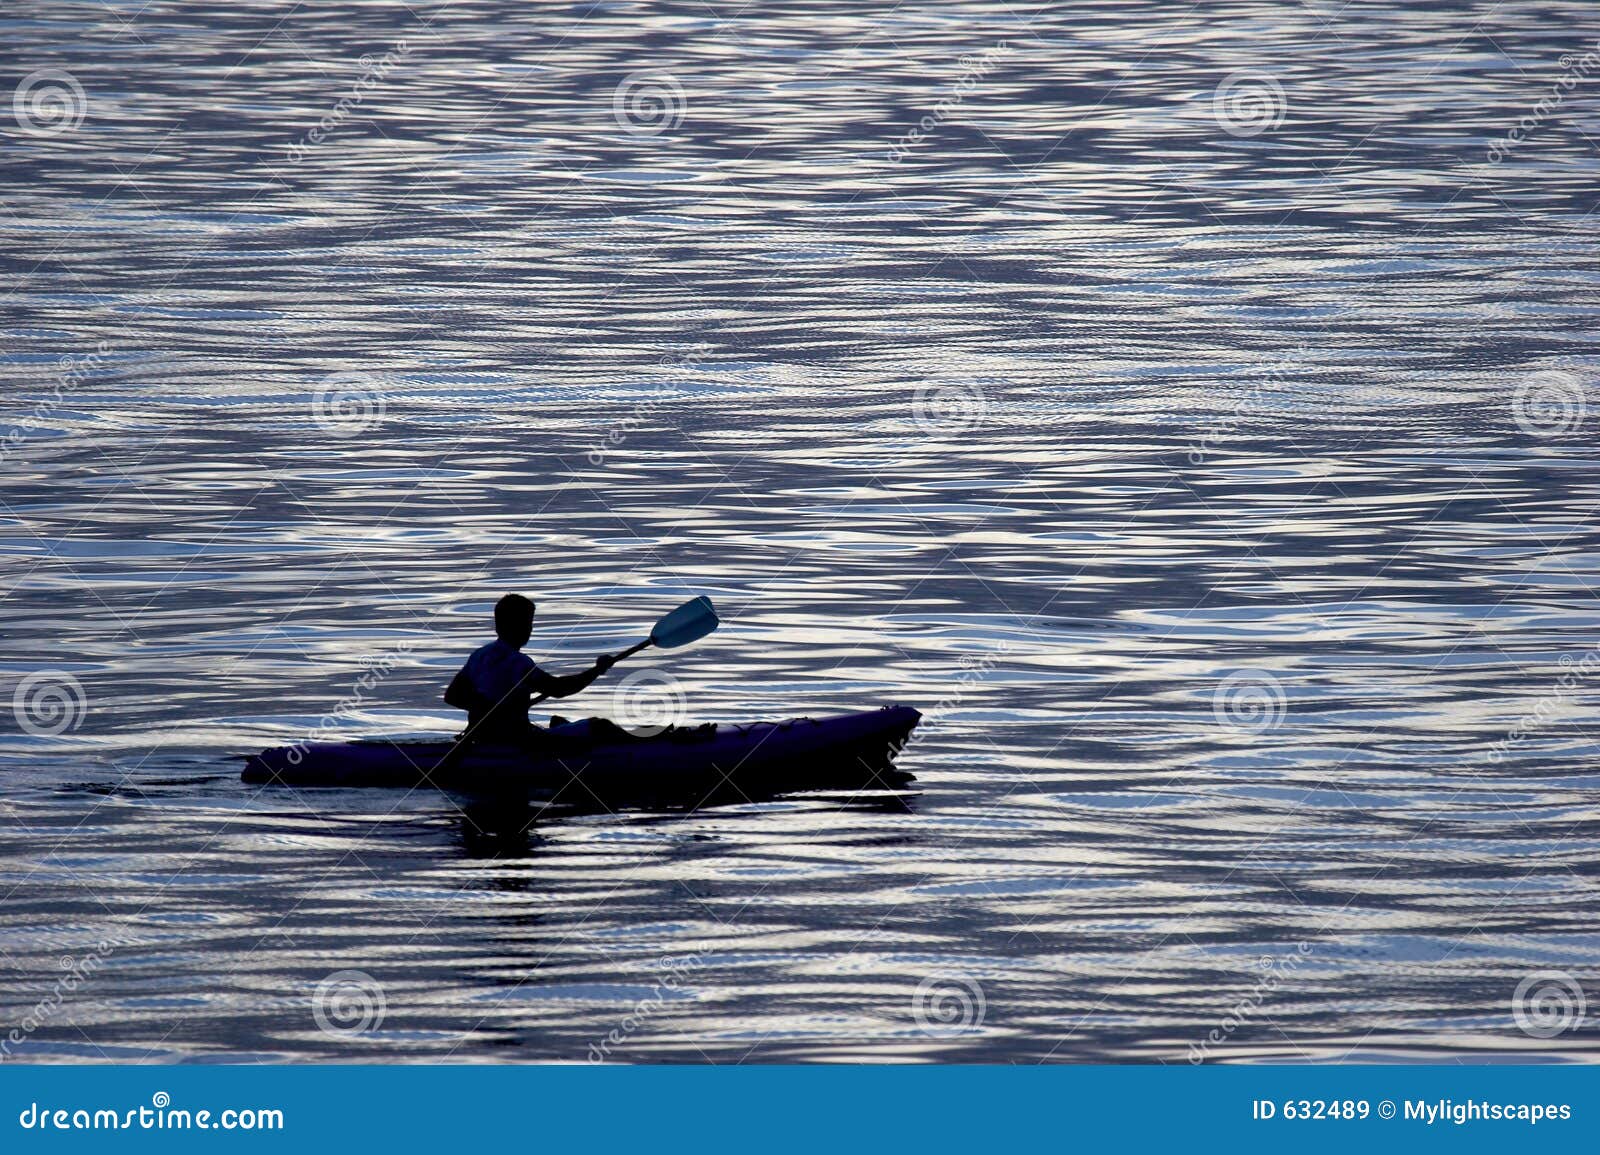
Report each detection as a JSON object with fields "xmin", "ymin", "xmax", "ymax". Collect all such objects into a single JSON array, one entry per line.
[{"xmin": 461, "ymin": 639, "xmax": 541, "ymax": 707}]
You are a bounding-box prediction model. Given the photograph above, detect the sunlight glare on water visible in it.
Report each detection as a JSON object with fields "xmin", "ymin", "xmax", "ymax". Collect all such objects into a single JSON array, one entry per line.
[{"xmin": 2, "ymin": 0, "xmax": 1599, "ymax": 1063}]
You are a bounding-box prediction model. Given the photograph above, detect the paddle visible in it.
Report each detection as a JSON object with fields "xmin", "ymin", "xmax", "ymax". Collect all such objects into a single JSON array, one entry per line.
[
  {"xmin": 617, "ymin": 594, "xmax": 719, "ymax": 661},
  {"xmin": 529, "ymin": 594, "xmax": 719, "ymax": 705},
  {"xmin": 430, "ymin": 596, "xmax": 720, "ymax": 778}
]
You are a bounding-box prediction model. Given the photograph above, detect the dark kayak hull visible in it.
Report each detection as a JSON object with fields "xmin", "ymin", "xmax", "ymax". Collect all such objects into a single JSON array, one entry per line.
[{"xmin": 242, "ymin": 706, "xmax": 921, "ymax": 805}]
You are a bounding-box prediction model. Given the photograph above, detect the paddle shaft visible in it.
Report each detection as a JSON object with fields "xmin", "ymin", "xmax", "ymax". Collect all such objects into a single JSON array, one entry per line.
[
  {"xmin": 618, "ymin": 637, "xmax": 654, "ymax": 661},
  {"xmin": 526, "ymin": 638, "xmax": 652, "ymax": 708}
]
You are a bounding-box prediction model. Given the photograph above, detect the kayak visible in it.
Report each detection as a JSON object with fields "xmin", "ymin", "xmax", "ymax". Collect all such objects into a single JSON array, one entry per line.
[{"xmin": 242, "ymin": 705, "xmax": 921, "ymax": 806}]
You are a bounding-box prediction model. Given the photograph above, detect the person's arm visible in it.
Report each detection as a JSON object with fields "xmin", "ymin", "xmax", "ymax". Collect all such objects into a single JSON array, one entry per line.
[
  {"xmin": 444, "ymin": 667, "xmax": 484, "ymax": 713},
  {"xmin": 524, "ymin": 655, "xmax": 616, "ymax": 700}
]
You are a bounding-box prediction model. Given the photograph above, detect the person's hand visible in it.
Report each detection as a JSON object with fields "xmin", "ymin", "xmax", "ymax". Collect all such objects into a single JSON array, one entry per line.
[{"xmin": 594, "ymin": 654, "xmax": 616, "ymax": 673}]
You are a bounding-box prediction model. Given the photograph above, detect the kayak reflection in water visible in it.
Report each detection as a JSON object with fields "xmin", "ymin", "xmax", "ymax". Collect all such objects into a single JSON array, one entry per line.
[{"xmin": 443, "ymin": 594, "xmax": 617, "ymax": 745}]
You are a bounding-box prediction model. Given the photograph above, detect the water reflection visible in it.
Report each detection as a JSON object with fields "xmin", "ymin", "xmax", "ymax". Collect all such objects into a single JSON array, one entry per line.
[
  {"xmin": 3, "ymin": 0, "xmax": 1600, "ymax": 1062},
  {"xmin": 459, "ymin": 799, "xmax": 544, "ymax": 860}
]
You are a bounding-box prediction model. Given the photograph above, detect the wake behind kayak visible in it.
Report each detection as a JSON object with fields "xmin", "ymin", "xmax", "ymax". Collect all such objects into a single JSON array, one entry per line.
[{"xmin": 242, "ymin": 705, "xmax": 921, "ymax": 808}]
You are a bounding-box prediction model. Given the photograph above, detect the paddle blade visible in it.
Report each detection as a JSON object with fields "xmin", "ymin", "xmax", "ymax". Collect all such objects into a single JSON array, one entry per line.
[{"xmin": 649, "ymin": 596, "xmax": 718, "ymax": 649}]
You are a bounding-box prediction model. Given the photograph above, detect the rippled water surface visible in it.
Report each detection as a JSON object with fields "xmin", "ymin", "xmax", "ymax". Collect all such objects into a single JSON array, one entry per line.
[{"xmin": 4, "ymin": 0, "xmax": 1600, "ymax": 1063}]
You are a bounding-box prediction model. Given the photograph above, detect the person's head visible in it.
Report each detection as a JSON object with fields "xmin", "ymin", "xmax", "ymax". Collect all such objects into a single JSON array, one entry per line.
[{"xmin": 494, "ymin": 593, "xmax": 535, "ymax": 647}]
